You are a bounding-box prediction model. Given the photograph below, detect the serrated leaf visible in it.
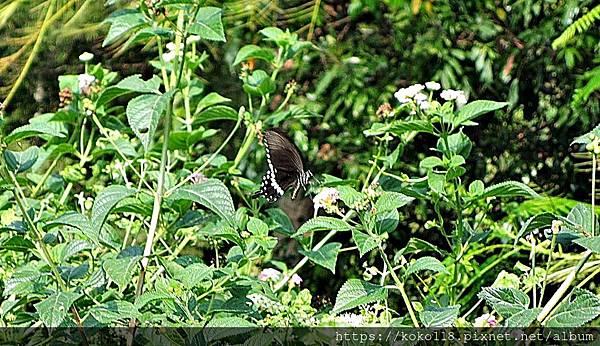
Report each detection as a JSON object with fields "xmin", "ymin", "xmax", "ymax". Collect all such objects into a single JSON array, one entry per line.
[
  {"xmin": 44, "ymin": 211, "xmax": 98, "ymax": 243},
  {"xmin": 60, "ymin": 240, "xmax": 94, "ymax": 263},
  {"xmin": 332, "ymin": 279, "xmax": 387, "ymax": 314},
  {"xmin": 174, "ymin": 263, "xmax": 213, "ymax": 289},
  {"xmin": 427, "ymin": 170, "xmax": 445, "ymax": 194},
  {"xmin": 0, "ymin": 236, "xmax": 34, "ymax": 252},
  {"xmin": 3, "ymin": 268, "xmax": 42, "ymax": 296},
  {"xmin": 420, "ymin": 156, "xmax": 444, "ymax": 170},
  {"xmin": 505, "ymin": 308, "xmax": 541, "ymax": 327},
  {"xmin": 266, "ymin": 208, "xmax": 294, "ymax": 236},
  {"xmin": 352, "ymin": 229, "xmax": 380, "ymax": 257},
  {"xmin": 545, "ymin": 288, "xmax": 600, "ymax": 327},
  {"xmin": 103, "ymin": 256, "xmax": 141, "ymax": 292},
  {"xmin": 168, "ymin": 179, "xmax": 235, "ymax": 227},
  {"xmin": 34, "ymin": 292, "xmax": 81, "ymax": 327},
  {"xmin": 233, "ymin": 45, "xmax": 275, "ymax": 65},
  {"xmin": 126, "ymin": 91, "xmax": 174, "ymax": 152},
  {"xmin": 59, "ymin": 263, "xmax": 89, "ymax": 282},
  {"xmin": 102, "ymin": 10, "xmax": 148, "ymax": 47},
  {"xmin": 89, "ymin": 300, "xmax": 141, "ymax": 324},
  {"xmin": 195, "ymin": 93, "xmax": 231, "ymax": 114},
  {"xmin": 135, "ymin": 291, "xmax": 175, "ymax": 309},
  {"xmin": 453, "ymin": 100, "xmax": 508, "ymax": 127},
  {"xmin": 573, "ymin": 237, "xmax": 600, "ymax": 253},
  {"xmin": 5, "ymin": 114, "xmax": 67, "ymax": 144},
  {"xmin": 404, "ymin": 256, "xmax": 449, "ymax": 278},
  {"xmin": 96, "ymin": 74, "xmax": 162, "ymax": 106},
  {"xmin": 477, "ymin": 181, "xmax": 539, "ymax": 200},
  {"xmin": 195, "ymin": 105, "xmax": 238, "ymax": 124},
  {"xmin": 299, "ymin": 242, "xmax": 342, "ymax": 273},
  {"xmin": 189, "ymin": 7, "xmax": 225, "ymax": 42},
  {"xmin": 247, "ymin": 217, "xmax": 268, "ymax": 236},
  {"xmin": 419, "ymin": 305, "xmax": 460, "ymax": 327},
  {"xmin": 567, "ymin": 204, "xmax": 597, "ymax": 235},
  {"xmin": 375, "ymin": 191, "xmax": 414, "ymax": 212},
  {"xmin": 204, "ymin": 317, "xmax": 256, "ymax": 341},
  {"xmin": 573, "ymin": 123, "xmax": 600, "ymax": 145},
  {"xmin": 91, "ymin": 185, "xmax": 136, "ymax": 235},
  {"xmin": 293, "ymin": 216, "xmax": 352, "ymax": 237},
  {"xmin": 4, "ymin": 146, "xmax": 39, "ymax": 173},
  {"xmin": 514, "ymin": 213, "xmax": 556, "ymax": 245},
  {"xmin": 478, "ymin": 287, "xmax": 529, "ymax": 318},
  {"xmin": 337, "ymin": 186, "xmax": 364, "ymax": 208}
]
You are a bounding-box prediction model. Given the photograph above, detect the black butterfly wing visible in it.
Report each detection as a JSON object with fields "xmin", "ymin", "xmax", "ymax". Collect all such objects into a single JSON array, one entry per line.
[{"xmin": 254, "ymin": 129, "xmax": 306, "ymax": 202}]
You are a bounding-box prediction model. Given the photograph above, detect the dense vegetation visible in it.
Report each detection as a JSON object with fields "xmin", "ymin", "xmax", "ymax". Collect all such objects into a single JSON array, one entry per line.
[{"xmin": 0, "ymin": 0, "xmax": 600, "ymax": 343}]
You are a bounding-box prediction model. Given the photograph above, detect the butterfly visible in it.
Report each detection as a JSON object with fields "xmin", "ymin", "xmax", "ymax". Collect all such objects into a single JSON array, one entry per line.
[{"xmin": 253, "ymin": 128, "xmax": 313, "ymax": 202}]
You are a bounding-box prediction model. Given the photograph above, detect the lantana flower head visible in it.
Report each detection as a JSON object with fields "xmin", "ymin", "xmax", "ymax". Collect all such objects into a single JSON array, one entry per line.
[
  {"xmin": 313, "ymin": 187, "xmax": 340, "ymax": 214},
  {"xmin": 258, "ymin": 268, "xmax": 281, "ymax": 281}
]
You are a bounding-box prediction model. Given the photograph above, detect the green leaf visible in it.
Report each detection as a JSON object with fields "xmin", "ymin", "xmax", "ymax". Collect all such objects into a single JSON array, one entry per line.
[
  {"xmin": 189, "ymin": 7, "xmax": 225, "ymax": 42},
  {"xmin": 195, "ymin": 92, "xmax": 231, "ymax": 113},
  {"xmin": 419, "ymin": 305, "xmax": 460, "ymax": 327},
  {"xmin": 168, "ymin": 179, "xmax": 236, "ymax": 227},
  {"xmin": 1, "ymin": 236, "xmax": 35, "ymax": 252},
  {"xmin": 5, "ymin": 114, "xmax": 67, "ymax": 144},
  {"xmin": 364, "ymin": 120, "xmax": 435, "ymax": 137},
  {"xmin": 514, "ymin": 213, "xmax": 556, "ymax": 244},
  {"xmin": 375, "ymin": 191, "xmax": 414, "ymax": 212},
  {"xmin": 91, "ymin": 185, "xmax": 136, "ymax": 235},
  {"xmin": 60, "ymin": 240, "xmax": 94, "ymax": 262},
  {"xmin": 89, "ymin": 300, "xmax": 141, "ymax": 324},
  {"xmin": 427, "ymin": 170, "xmax": 445, "ymax": 194},
  {"xmin": 266, "ymin": 208, "xmax": 294, "ymax": 236},
  {"xmin": 452, "ymin": 100, "xmax": 509, "ymax": 127},
  {"xmin": 103, "ymin": 256, "xmax": 141, "ymax": 292},
  {"xmin": 420, "ymin": 156, "xmax": 444, "ymax": 170},
  {"xmin": 233, "ymin": 45, "xmax": 275, "ymax": 65},
  {"xmin": 59, "ymin": 263, "xmax": 89, "ymax": 283},
  {"xmin": 332, "ymin": 279, "xmax": 387, "ymax": 314},
  {"xmin": 195, "ymin": 105, "xmax": 238, "ymax": 124},
  {"xmin": 573, "ymin": 123, "xmax": 600, "ymax": 145},
  {"xmin": 103, "ymin": 10, "xmax": 148, "ymax": 47},
  {"xmin": 404, "ymin": 256, "xmax": 449, "ymax": 278},
  {"xmin": 3, "ymin": 268, "xmax": 42, "ymax": 296},
  {"xmin": 468, "ymin": 180, "xmax": 484, "ymax": 195},
  {"xmin": 352, "ymin": 229, "xmax": 380, "ymax": 257},
  {"xmin": 96, "ymin": 74, "xmax": 162, "ymax": 106},
  {"xmin": 477, "ymin": 181, "xmax": 539, "ymax": 200},
  {"xmin": 174, "ymin": 263, "xmax": 213, "ymax": 289},
  {"xmin": 337, "ymin": 186, "xmax": 364, "ymax": 208},
  {"xmin": 204, "ymin": 317, "xmax": 256, "ymax": 341},
  {"xmin": 478, "ymin": 287, "xmax": 529, "ymax": 318},
  {"xmin": 545, "ymin": 288, "xmax": 600, "ymax": 327},
  {"xmin": 128, "ymin": 27, "xmax": 172, "ymax": 46},
  {"xmin": 135, "ymin": 290, "xmax": 174, "ymax": 309},
  {"xmin": 126, "ymin": 91, "xmax": 174, "ymax": 152},
  {"xmin": 573, "ymin": 236, "xmax": 600, "ymax": 253},
  {"xmin": 45, "ymin": 211, "xmax": 97, "ymax": 243},
  {"xmin": 299, "ymin": 242, "xmax": 342, "ymax": 273},
  {"xmin": 292, "ymin": 216, "xmax": 352, "ymax": 237},
  {"xmin": 243, "ymin": 70, "xmax": 276, "ymax": 96},
  {"xmin": 4, "ymin": 146, "xmax": 39, "ymax": 173},
  {"xmin": 247, "ymin": 217, "xmax": 268, "ymax": 236},
  {"xmin": 505, "ymin": 308, "xmax": 541, "ymax": 327},
  {"xmin": 34, "ymin": 292, "xmax": 81, "ymax": 327},
  {"xmin": 567, "ymin": 203, "xmax": 597, "ymax": 235}
]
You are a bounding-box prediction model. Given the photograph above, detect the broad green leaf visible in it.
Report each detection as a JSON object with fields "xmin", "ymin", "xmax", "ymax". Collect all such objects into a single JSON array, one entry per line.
[
  {"xmin": 247, "ymin": 217, "xmax": 268, "ymax": 236},
  {"xmin": 545, "ymin": 288, "xmax": 600, "ymax": 327},
  {"xmin": 1, "ymin": 236, "xmax": 34, "ymax": 252},
  {"xmin": 505, "ymin": 308, "xmax": 541, "ymax": 327},
  {"xmin": 59, "ymin": 263, "xmax": 89, "ymax": 282},
  {"xmin": 394, "ymin": 238, "xmax": 444, "ymax": 262},
  {"xmin": 89, "ymin": 300, "xmax": 141, "ymax": 324},
  {"xmin": 332, "ymin": 279, "xmax": 387, "ymax": 314},
  {"xmin": 126, "ymin": 91, "xmax": 174, "ymax": 152},
  {"xmin": 102, "ymin": 10, "xmax": 148, "ymax": 46},
  {"xmin": 91, "ymin": 185, "xmax": 136, "ymax": 235},
  {"xmin": 478, "ymin": 287, "xmax": 529, "ymax": 318},
  {"xmin": 243, "ymin": 70, "xmax": 276, "ymax": 96},
  {"xmin": 427, "ymin": 170, "xmax": 445, "ymax": 194},
  {"xmin": 266, "ymin": 208, "xmax": 294, "ymax": 236},
  {"xmin": 60, "ymin": 240, "xmax": 94, "ymax": 262},
  {"xmin": 168, "ymin": 179, "xmax": 236, "ymax": 227},
  {"xmin": 5, "ymin": 114, "xmax": 67, "ymax": 144},
  {"xmin": 103, "ymin": 256, "xmax": 141, "ymax": 292},
  {"xmin": 477, "ymin": 181, "xmax": 539, "ymax": 200},
  {"xmin": 34, "ymin": 292, "xmax": 81, "ymax": 327},
  {"xmin": 404, "ymin": 256, "xmax": 449, "ymax": 278},
  {"xmin": 135, "ymin": 290, "xmax": 174, "ymax": 309},
  {"xmin": 572, "ymin": 123, "xmax": 600, "ymax": 145},
  {"xmin": 3, "ymin": 268, "xmax": 42, "ymax": 296},
  {"xmin": 420, "ymin": 156, "xmax": 444, "ymax": 170},
  {"xmin": 45, "ymin": 211, "xmax": 97, "ymax": 243},
  {"xmin": 174, "ymin": 263, "xmax": 213, "ymax": 289},
  {"xmin": 96, "ymin": 74, "xmax": 162, "ymax": 106},
  {"xmin": 189, "ymin": 7, "xmax": 225, "ymax": 42},
  {"xmin": 468, "ymin": 180, "xmax": 484, "ymax": 195},
  {"xmin": 566, "ymin": 203, "xmax": 597, "ymax": 235},
  {"xmin": 352, "ymin": 229, "xmax": 380, "ymax": 257},
  {"xmin": 195, "ymin": 105, "xmax": 238, "ymax": 124},
  {"xmin": 337, "ymin": 186, "xmax": 364, "ymax": 208},
  {"xmin": 452, "ymin": 100, "xmax": 509, "ymax": 127},
  {"xmin": 573, "ymin": 236, "xmax": 600, "ymax": 253},
  {"xmin": 292, "ymin": 216, "xmax": 352, "ymax": 237},
  {"xmin": 204, "ymin": 317, "xmax": 256, "ymax": 341},
  {"xmin": 299, "ymin": 242, "xmax": 342, "ymax": 273},
  {"xmin": 375, "ymin": 191, "xmax": 414, "ymax": 212},
  {"xmin": 390, "ymin": 120, "xmax": 436, "ymax": 136},
  {"xmin": 4, "ymin": 146, "xmax": 39, "ymax": 173},
  {"xmin": 233, "ymin": 45, "xmax": 275, "ymax": 65},
  {"xmin": 420, "ymin": 305, "xmax": 460, "ymax": 327},
  {"xmin": 437, "ymin": 131, "xmax": 472, "ymax": 157},
  {"xmin": 514, "ymin": 212, "xmax": 556, "ymax": 245},
  {"xmin": 259, "ymin": 27, "xmax": 285, "ymax": 41},
  {"xmin": 128, "ymin": 27, "xmax": 172, "ymax": 46},
  {"xmin": 376, "ymin": 209, "xmax": 399, "ymax": 233},
  {"xmin": 195, "ymin": 92, "xmax": 231, "ymax": 113}
]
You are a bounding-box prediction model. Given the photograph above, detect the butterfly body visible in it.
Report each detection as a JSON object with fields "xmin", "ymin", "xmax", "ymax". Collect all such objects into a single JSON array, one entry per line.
[{"xmin": 254, "ymin": 128, "xmax": 313, "ymax": 202}]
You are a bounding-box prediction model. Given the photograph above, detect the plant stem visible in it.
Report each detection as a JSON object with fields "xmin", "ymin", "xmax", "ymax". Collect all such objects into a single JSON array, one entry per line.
[
  {"xmin": 537, "ymin": 250, "xmax": 592, "ymax": 323},
  {"xmin": 378, "ymin": 244, "xmax": 419, "ymax": 327},
  {"xmin": 592, "ymin": 153, "xmax": 596, "ymax": 237}
]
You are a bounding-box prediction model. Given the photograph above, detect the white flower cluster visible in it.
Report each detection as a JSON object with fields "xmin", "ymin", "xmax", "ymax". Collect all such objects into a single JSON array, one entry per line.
[
  {"xmin": 394, "ymin": 81, "xmax": 468, "ymax": 111},
  {"xmin": 247, "ymin": 293, "xmax": 286, "ymax": 314},
  {"xmin": 313, "ymin": 187, "xmax": 340, "ymax": 214},
  {"xmin": 258, "ymin": 268, "xmax": 302, "ymax": 287},
  {"xmin": 162, "ymin": 42, "xmax": 183, "ymax": 63},
  {"xmin": 337, "ymin": 313, "xmax": 365, "ymax": 326},
  {"xmin": 78, "ymin": 74, "xmax": 95, "ymax": 94}
]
